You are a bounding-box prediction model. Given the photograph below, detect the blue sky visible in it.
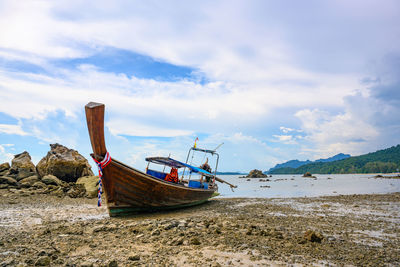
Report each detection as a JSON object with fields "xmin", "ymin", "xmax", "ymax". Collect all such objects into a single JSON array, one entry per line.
[{"xmin": 0, "ymin": 0, "xmax": 399, "ymax": 172}]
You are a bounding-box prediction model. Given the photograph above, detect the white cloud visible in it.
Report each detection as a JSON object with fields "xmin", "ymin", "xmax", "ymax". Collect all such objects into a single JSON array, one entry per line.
[
  {"xmin": 229, "ymin": 132, "xmax": 268, "ymax": 147},
  {"xmin": 295, "ymin": 107, "xmax": 380, "ymax": 158},
  {"xmin": 279, "ymin": 126, "xmax": 302, "ymax": 134},
  {"xmin": 0, "ymin": 1, "xmax": 387, "ymax": 139},
  {"xmin": 279, "ymin": 127, "xmax": 295, "ymax": 133},
  {"xmin": 0, "ymin": 123, "xmax": 28, "ymax": 136},
  {"xmin": 0, "ymin": 0, "xmax": 375, "ymax": 112},
  {"xmin": 272, "ymin": 135, "xmax": 298, "ymax": 145},
  {"xmin": 0, "ymin": 1, "xmax": 399, "ymax": 170},
  {"xmin": 106, "ymin": 119, "xmax": 192, "ymax": 137},
  {"xmin": 272, "ymin": 127, "xmax": 305, "ymax": 145}
]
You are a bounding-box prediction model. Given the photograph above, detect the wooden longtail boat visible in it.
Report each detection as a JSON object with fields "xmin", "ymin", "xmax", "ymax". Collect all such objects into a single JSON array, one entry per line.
[{"xmin": 85, "ymin": 102, "xmax": 235, "ymax": 216}]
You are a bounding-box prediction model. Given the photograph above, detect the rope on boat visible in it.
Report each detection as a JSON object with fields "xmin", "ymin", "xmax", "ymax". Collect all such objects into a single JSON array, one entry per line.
[{"xmin": 91, "ymin": 152, "xmax": 111, "ymax": 207}]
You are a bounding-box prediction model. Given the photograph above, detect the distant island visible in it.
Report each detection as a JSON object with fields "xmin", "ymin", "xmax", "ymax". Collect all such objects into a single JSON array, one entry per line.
[
  {"xmin": 267, "ymin": 153, "xmax": 350, "ymax": 173},
  {"xmin": 269, "ymin": 144, "xmax": 400, "ymax": 174}
]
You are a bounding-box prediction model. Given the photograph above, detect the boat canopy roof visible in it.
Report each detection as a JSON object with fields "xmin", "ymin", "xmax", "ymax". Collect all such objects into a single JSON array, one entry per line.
[
  {"xmin": 191, "ymin": 147, "xmax": 217, "ymax": 155},
  {"xmin": 145, "ymin": 157, "xmax": 214, "ymax": 177}
]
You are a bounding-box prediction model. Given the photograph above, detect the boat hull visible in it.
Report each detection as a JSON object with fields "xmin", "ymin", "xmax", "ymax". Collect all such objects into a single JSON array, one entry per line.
[
  {"xmin": 102, "ymin": 159, "xmax": 217, "ymax": 216},
  {"xmin": 85, "ymin": 102, "xmax": 217, "ymax": 216}
]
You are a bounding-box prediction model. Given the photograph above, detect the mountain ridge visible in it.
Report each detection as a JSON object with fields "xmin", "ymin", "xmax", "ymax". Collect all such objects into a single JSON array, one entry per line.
[
  {"xmin": 267, "ymin": 153, "xmax": 351, "ymax": 173},
  {"xmin": 269, "ymin": 144, "xmax": 400, "ymax": 174}
]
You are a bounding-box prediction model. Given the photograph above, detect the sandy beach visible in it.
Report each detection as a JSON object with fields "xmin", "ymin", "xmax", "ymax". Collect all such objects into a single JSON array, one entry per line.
[{"xmin": 0, "ymin": 190, "xmax": 399, "ymax": 266}]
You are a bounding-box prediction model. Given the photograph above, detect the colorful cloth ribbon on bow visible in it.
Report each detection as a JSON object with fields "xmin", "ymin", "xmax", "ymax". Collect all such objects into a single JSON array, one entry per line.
[{"xmin": 91, "ymin": 152, "xmax": 111, "ymax": 207}]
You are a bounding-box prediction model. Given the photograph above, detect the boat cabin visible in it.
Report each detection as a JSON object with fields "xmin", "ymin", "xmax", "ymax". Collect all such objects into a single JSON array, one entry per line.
[{"xmin": 145, "ymin": 147, "xmax": 219, "ymax": 189}]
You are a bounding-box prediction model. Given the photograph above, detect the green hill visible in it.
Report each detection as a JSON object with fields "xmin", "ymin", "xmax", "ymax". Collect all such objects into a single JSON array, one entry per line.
[{"xmin": 269, "ymin": 144, "xmax": 400, "ymax": 174}]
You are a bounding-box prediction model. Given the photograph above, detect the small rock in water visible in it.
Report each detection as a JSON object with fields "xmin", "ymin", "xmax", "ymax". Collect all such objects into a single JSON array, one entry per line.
[
  {"xmin": 246, "ymin": 169, "xmax": 268, "ymax": 178},
  {"xmin": 303, "ymin": 172, "xmax": 316, "ymax": 178}
]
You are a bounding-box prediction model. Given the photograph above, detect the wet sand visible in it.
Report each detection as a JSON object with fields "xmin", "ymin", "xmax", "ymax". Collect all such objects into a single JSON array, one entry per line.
[{"xmin": 0, "ymin": 190, "xmax": 399, "ymax": 266}]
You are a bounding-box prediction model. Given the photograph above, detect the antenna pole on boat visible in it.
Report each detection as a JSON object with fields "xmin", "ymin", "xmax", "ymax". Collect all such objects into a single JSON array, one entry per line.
[
  {"xmin": 188, "ymin": 148, "xmax": 195, "ymax": 181},
  {"xmin": 182, "ymin": 147, "xmax": 194, "ymax": 182},
  {"xmin": 214, "ymin": 142, "xmax": 224, "ymax": 151}
]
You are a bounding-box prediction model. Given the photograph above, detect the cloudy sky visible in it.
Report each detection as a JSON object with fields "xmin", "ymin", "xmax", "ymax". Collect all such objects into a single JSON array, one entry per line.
[{"xmin": 0, "ymin": 0, "xmax": 399, "ymax": 172}]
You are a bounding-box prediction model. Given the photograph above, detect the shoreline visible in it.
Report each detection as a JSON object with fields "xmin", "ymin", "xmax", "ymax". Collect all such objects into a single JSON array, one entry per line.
[{"xmin": 0, "ymin": 191, "xmax": 399, "ymax": 266}]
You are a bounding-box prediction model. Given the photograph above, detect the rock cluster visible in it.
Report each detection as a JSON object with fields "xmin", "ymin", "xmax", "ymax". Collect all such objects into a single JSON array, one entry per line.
[
  {"xmin": 245, "ymin": 169, "xmax": 269, "ymax": 178},
  {"xmin": 303, "ymin": 172, "xmax": 317, "ymax": 178},
  {"xmin": 374, "ymin": 174, "xmax": 400, "ymax": 179},
  {"xmin": 0, "ymin": 144, "xmax": 98, "ymax": 198},
  {"xmin": 36, "ymin": 143, "xmax": 93, "ymax": 182}
]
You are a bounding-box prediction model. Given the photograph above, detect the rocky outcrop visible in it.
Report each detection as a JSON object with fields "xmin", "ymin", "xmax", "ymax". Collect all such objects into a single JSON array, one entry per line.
[
  {"xmin": 7, "ymin": 152, "xmax": 37, "ymax": 181},
  {"xmin": 11, "ymin": 151, "xmax": 36, "ymax": 172},
  {"xmin": 36, "ymin": 143, "xmax": 93, "ymax": 182},
  {"xmin": 246, "ymin": 169, "xmax": 268, "ymax": 178}
]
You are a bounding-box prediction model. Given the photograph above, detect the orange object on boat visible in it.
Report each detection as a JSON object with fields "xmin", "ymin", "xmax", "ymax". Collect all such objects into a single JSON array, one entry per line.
[{"xmin": 165, "ymin": 168, "xmax": 179, "ymax": 183}]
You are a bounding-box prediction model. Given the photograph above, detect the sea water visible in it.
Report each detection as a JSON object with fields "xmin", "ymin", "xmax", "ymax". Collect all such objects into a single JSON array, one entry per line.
[{"xmin": 216, "ymin": 174, "xmax": 400, "ymax": 198}]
